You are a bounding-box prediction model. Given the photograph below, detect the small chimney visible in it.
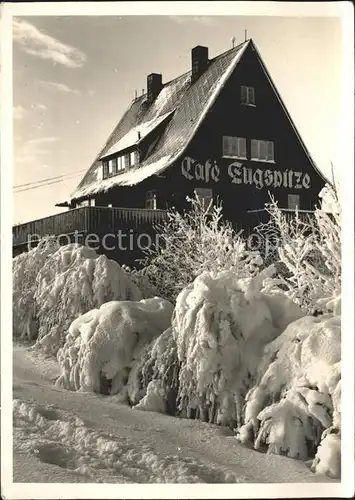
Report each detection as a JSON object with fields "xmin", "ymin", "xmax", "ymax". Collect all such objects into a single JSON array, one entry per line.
[
  {"xmin": 147, "ymin": 73, "xmax": 163, "ymax": 103},
  {"xmin": 191, "ymin": 45, "xmax": 209, "ymax": 82}
]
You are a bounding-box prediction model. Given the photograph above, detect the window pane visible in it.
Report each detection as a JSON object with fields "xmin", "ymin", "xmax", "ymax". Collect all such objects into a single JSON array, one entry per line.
[
  {"xmin": 103, "ymin": 162, "xmax": 109, "ymax": 178},
  {"xmin": 288, "ymin": 194, "xmax": 300, "ymax": 210},
  {"xmin": 130, "ymin": 152, "xmax": 136, "ymax": 165},
  {"xmin": 259, "ymin": 141, "xmax": 267, "ymax": 160},
  {"xmin": 248, "ymin": 87, "xmax": 255, "ymax": 105},
  {"xmin": 124, "ymin": 154, "xmax": 131, "ymax": 168},
  {"xmin": 223, "ymin": 136, "xmax": 230, "ymax": 155},
  {"xmin": 112, "ymin": 157, "xmax": 118, "ymax": 174},
  {"xmin": 267, "ymin": 141, "xmax": 274, "ymax": 161},
  {"xmin": 195, "ymin": 188, "xmax": 213, "ymax": 212},
  {"xmin": 145, "ymin": 190, "xmax": 157, "ymax": 209},
  {"xmin": 241, "ymin": 86, "xmax": 247, "ymax": 104},
  {"xmin": 251, "ymin": 140, "xmax": 258, "ymax": 159},
  {"xmin": 238, "ymin": 138, "xmax": 246, "ymax": 158}
]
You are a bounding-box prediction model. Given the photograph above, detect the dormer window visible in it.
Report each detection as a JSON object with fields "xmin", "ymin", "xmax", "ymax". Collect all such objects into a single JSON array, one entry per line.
[{"xmin": 241, "ymin": 86, "xmax": 255, "ymax": 106}]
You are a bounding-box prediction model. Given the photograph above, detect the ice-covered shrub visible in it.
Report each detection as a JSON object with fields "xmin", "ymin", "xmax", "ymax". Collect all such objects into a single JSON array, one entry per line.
[
  {"xmin": 140, "ymin": 195, "xmax": 262, "ymax": 302},
  {"xmin": 13, "ymin": 237, "xmax": 60, "ymax": 341},
  {"xmin": 256, "ymin": 187, "xmax": 341, "ymax": 314},
  {"xmin": 168, "ymin": 268, "xmax": 304, "ymax": 428},
  {"xmin": 56, "ymin": 297, "xmax": 174, "ymax": 395},
  {"xmin": 126, "ymin": 327, "xmax": 180, "ymax": 415},
  {"xmin": 13, "ymin": 242, "xmax": 142, "ymax": 355},
  {"xmin": 121, "ymin": 264, "xmax": 157, "ymax": 298},
  {"xmin": 238, "ymin": 309, "xmax": 341, "ymax": 477}
]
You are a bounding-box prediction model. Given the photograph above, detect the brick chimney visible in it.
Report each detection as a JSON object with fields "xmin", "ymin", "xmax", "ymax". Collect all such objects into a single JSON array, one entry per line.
[
  {"xmin": 147, "ymin": 73, "xmax": 163, "ymax": 103},
  {"xmin": 191, "ymin": 45, "xmax": 209, "ymax": 82}
]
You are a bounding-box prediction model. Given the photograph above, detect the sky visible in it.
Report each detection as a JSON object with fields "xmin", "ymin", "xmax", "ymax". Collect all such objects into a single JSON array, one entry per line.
[{"xmin": 12, "ymin": 13, "xmax": 343, "ymax": 224}]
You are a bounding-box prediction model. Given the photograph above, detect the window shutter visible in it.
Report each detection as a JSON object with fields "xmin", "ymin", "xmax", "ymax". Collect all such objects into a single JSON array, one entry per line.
[
  {"xmin": 267, "ymin": 141, "xmax": 274, "ymax": 161},
  {"xmin": 241, "ymin": 86, "xmax": 247, "ymax": 104}
]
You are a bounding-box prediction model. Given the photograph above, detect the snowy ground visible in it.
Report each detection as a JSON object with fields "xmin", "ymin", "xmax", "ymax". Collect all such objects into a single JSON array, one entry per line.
[{"xmin": 12, "ymin": 345, "xmax": 339, "ymax": 485}]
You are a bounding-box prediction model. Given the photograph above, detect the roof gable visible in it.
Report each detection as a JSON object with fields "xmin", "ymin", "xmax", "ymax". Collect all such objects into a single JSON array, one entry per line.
[
  {"xmin": 70, "ymin": 40, "xmax": 249, "ymax": 201},
  {"xmin": 69, "ymin": 38, "xmax": 326, "ymax": 202}
]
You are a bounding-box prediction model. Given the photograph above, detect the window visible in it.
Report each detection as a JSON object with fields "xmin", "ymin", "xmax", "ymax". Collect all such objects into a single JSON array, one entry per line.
[
  {"xmin": 112, "ymin": 157, "xmax": 118, "ymax": 174},
  {"xmin": 103, "ymin": 161, "xmax": 109, "ymax": 179},
  {"xmin": 222, "ymin": 136, "xmax": 247, "ymax": 159},
  {"xmin": 288, "ymin": 194, "xmax": 300, "ymax": 210},
  {"xmin": 124, "ymin": 154, "xmax": 131, "ymax": 168},
  {"xmin": 145, "ymin": 190, "xmax": 157, "ymax": 210},
  {"xmin": 195, "ymin": 188, "xmax": 213, "ymax": 213},
  {"xmin": 251, "ymin": 139, "xmax": 274, "ymax": 162},
  {"xmin": 241, "ymin": 86, "xmax": 255, "ymax": 106},
  {"xmin": 108, "ymin": 159, "xmax": 115, "ymax": 176},
  {"xmin": 117, "ymin": 156, "xmax": 123, "ymax": 171}
]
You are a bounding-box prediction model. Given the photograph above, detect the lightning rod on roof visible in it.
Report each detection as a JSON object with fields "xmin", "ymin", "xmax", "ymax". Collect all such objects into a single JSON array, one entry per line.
[
  {"xmin": 231, "ymin": 36, "xmax": 236, "ymax": 48},
  {"xmin": 245, "ymin": 29, "xmax": 248, "ymax": 41},
  {"xmin": 135, "ymin": 89, "xmax": 137, "ymax": 99}
]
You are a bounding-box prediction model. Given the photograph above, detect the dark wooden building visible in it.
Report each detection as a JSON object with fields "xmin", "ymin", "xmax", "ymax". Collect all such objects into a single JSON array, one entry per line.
[{"xmin": 13, "ymin": 39, "xmax": 327, "ymax": 265}]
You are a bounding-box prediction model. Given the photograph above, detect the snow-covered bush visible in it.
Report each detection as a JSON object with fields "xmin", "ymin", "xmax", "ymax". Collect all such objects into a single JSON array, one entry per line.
[
  {"xmin": 126, "ymin": 327, "xmax": 180, "ymax": 415},
  {"xmin": 13, "ymin": 237, "xmax": 60, "ymax": 341},
  {"xmin": 167, "ymin": 268, "xmax": 303, "ymax": 427},
  {"xmin": 255, "ymin": 187, "xmax": 341, "ymax": 314},
  {"xmin": 238, "ymin": 308, "xmax": 341, "ymax": 477},
  {"xmin": 56, "ymin": 297, "xmax": 174, "ymax": 395},
  {"xmin": 13, "ymin": 241, "xmax": 142, "ymax": 355},
  {"xmin": 121, "ymin": 264, "xmax": 157, "ymax": 299},
  {"xmin": 140, "ymin": 195, "xmax": 262, "ymax": 302}
]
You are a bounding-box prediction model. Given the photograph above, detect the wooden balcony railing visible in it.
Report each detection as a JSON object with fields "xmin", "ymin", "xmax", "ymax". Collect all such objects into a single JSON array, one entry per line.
[
  {"xmin": 13, "ymin": 206, "xmax": 168, "ymax": 248},
  {"xmin": 247, "ymin": 208, "xmax": 314, "ymax": 225}
]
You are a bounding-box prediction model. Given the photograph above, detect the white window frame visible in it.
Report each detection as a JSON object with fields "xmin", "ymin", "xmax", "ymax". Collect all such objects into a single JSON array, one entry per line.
[
  {"xmin": 241, "ymin": 86, "xmax": 255, "ymax": 106},
  {"xmin": 251, "ymin": 139, "xmax": 274, "ymax": 163},
  {"xmin": 145, "ymin": 190, "xmax": 157, "ymax": 210},
  {"xmin": 222, "ymin": 136, "xmax": 247, "ymax": 159},
  {"xmin": 288, "ymin": 194, "xmax": 300, "ymax": 210}
]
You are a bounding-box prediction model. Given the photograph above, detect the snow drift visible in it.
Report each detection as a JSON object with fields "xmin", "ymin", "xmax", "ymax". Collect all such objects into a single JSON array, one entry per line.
[
  {"xmin": 238, "ymin": 309, "xmax": 341, "ymax": 478},
  {"xmin": 56, "ymin": 297, "xmax": 174, "ymax": 395},
  {"xmin": 13, "ymin": 241, "xmax": 143, "ymax": 355}
]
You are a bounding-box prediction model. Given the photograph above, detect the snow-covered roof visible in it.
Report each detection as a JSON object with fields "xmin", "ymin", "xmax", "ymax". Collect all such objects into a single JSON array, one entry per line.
[
  {"xmin": 69, "ymin": 40, "xmax": 250, "ymax": 201},
  {"xmin": 100, "ymin": 111, "xmax": 174, "ymax": 160}
]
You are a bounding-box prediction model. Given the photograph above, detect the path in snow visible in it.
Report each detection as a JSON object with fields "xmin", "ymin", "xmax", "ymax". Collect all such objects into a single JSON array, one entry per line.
[{"xmin": 13, "ymin": 345, "xmax": 337, "ymax": 484}]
